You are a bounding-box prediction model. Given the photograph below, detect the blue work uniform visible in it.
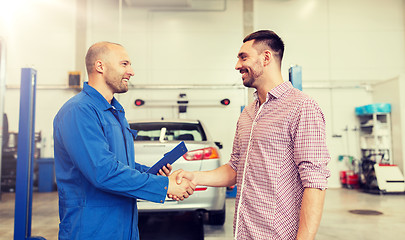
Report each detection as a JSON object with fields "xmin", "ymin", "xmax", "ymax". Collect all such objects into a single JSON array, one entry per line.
[{"xmin": 53, "ymin": 82, "xmax": 169, "ymax": 240}]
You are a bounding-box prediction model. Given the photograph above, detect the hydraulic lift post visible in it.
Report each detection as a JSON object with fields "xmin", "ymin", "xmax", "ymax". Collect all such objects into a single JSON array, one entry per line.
[
  {"xmin": 289, "ymin": 65, "xmax": 302, "ymax": 91},
  {"xmin": 0, "ymin": 38, "xmax": 6, "ymax": 200},
  {"xmin": 13, "ymin": 68, "xmax": 45, "ymax": 240}
]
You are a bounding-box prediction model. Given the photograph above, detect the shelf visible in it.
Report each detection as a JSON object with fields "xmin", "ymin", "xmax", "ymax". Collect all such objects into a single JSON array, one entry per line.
[
  {"xmin": 361, "ymin": 148, "xmax": 390, "ymax": 150},
  {"xmin": 361, "ymin": 135, "xmax": 390, "ymax": 138},
  {"xmin": 357, "ymin": 112, "xmax": 392, "ymax": 164},
  {"xmin": 360, "ymin": 124, "xmax": 389, "ymax": 128}
]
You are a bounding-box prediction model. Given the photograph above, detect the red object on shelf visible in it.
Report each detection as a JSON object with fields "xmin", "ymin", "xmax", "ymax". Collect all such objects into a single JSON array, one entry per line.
[
  {"xmin": 340, "ymin": 170, "xmax": 359, "ymax": 188},
  {"xmin": 347, "ymin": 174, "xmax": 359, "ymax": 185},
  {"xmin": 346, "ymin": 170, "xmax": 359, "ymax": 188},
  {"xmin": 340, "ymin": 171, "xmax": 347, "ymax": 185}
]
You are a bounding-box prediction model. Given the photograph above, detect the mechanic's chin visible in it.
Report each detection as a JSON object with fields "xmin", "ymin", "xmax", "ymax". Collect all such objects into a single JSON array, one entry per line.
[{"xmin": 120, "ymin": 79, "xmax": 129, "ymax": 93}]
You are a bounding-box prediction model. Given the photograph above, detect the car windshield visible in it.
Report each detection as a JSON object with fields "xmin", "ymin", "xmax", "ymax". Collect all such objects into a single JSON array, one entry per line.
[{"xmin": 130, "ymin": 122, "xmax": 207, "ymax": 141}]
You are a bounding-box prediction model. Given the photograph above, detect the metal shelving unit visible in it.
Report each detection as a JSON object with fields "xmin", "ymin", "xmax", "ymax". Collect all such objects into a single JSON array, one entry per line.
[{"xmin": 358, "ymin": 113, "xmax": 392, "ymax": 164}]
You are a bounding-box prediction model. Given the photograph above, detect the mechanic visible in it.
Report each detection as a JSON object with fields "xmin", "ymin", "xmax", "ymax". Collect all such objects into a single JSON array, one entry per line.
[{"xmin": 53, "ymin": 41, "xmax": 195, "ymax": 240}]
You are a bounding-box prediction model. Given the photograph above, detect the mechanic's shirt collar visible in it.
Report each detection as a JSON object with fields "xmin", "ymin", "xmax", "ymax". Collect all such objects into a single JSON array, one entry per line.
[{"xmin": 82, "ymin": 82, "xmax": 124, "ymax": 112}]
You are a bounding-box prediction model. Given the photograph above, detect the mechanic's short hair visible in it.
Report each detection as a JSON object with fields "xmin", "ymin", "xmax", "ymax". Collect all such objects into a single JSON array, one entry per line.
[{"xmin": 85, "ymin": 42, "xmax": 122, "ymax": 75}]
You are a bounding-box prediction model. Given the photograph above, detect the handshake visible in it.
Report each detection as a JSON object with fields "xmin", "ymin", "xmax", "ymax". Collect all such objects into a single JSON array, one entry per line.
[{"xmin": 158, "ymin": 164, "xmax": 196, "ymax": 201}]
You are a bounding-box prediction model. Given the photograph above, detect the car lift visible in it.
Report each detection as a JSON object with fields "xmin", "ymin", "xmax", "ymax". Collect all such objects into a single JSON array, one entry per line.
[
  {"xmin": 13, "ymin": 68, "xmax": 45, "ymax": 240},
  {"xmin": 289, "ymin": 65, "xmax": 302, "ymax": 91},
  {"xmin": 0, "ymin": 37, "xmax": 6, "ymax": 200}
]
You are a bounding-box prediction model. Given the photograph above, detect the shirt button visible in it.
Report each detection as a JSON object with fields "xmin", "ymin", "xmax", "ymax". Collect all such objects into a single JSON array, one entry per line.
[
  {"xmin": 164, "ymin": 186, "xmax": 167, "ymax": 190},
  {"xmin": 160, "ymin": 200, "xmax": 163, "ymax": 203}
]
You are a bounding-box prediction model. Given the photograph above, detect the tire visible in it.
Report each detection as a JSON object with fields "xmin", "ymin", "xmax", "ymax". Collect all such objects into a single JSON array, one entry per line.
[{"xmin": 208, "ymin": 203, "xmax": 226, "ymax": 225}]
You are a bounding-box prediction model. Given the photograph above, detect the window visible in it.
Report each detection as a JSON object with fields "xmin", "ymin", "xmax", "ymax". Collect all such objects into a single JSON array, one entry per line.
[{"xmin": 130, "ymin": 122, "xmax": 207, "ymax": 142}]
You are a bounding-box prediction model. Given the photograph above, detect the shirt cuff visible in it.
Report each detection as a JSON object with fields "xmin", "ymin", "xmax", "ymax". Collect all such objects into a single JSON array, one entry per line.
[{"xmin": 160, "ymin": 176, "xmax": 169, "ymax": 204}]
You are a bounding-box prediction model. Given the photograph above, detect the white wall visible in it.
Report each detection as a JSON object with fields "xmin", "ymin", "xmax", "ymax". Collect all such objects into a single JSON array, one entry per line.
[
  {"xmin": 0, "ymin": 0, "xmax": 77, "ymax": 157},
  {"xmin": 1, "ymin": 0, "xmax": 405, "ymax": 188},
  {"xmin": 85, "ymin": 0, "xmax": 245, "ymax": 161}
]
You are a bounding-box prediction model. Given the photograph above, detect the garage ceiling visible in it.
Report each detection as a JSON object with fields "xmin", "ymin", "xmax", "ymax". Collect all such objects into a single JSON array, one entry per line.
[
  {"xmin": 123, "ymin": 0, "xmax": 227, "ymax": 11},
  {"xmin": 124, "ymin": 0, "xmax": 192, "ymax": 8}
]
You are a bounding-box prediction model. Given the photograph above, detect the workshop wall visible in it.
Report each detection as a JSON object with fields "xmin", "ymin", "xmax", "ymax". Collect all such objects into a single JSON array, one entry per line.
[
  {"xmin": 0, "ymin": 0, "xmax": 77, "ymax": 158},
  {"xmin": 1, "ymin": 0, "xmax": 404, "ymax": 188}
]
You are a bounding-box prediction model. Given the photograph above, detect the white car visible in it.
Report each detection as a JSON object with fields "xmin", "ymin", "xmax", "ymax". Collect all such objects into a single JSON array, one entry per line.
[{"xmin": 129, "ymin": 119, "xmax": 227, "ymax": 225}]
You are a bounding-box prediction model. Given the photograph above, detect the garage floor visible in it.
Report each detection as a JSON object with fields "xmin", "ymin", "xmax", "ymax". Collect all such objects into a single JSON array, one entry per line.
[{"xmin": 1, "ymin": 188, "xmax": 405, "ymax": 239}]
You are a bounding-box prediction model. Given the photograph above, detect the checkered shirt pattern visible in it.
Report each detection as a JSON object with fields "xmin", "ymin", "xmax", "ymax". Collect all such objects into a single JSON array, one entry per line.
[{"xmin": 228, "ymin": 81, "xmax": 330, "ymax": 240}]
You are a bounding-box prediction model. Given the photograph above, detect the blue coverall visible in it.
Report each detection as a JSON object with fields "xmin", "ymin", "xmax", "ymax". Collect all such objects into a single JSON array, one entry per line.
[{"xmin": 53, "ymin": 82, "xmax": 168, "ymax": 240}]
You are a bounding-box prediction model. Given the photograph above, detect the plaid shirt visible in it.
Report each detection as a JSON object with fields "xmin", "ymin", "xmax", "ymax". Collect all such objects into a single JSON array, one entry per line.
[{"xmin": 228, "ymin": 81, "xmax": 330, "ymax": 240}]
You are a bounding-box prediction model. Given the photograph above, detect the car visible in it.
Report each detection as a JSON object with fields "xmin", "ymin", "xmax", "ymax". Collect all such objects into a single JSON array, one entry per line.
[{"xmin": 129, "ymin": 119, "xmax": 227, "ymax": 225}]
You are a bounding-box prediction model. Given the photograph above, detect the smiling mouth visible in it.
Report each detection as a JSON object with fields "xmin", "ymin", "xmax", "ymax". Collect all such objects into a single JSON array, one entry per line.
[{"xmin": 240, "ymin": 69, "xmax": 248, "ymax": 79}]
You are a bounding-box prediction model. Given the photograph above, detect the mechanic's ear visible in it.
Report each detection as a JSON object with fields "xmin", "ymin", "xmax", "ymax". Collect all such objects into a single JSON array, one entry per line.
[{"xmin": 95, "ymin": 60, "xmax": 104, "ymax": 73}]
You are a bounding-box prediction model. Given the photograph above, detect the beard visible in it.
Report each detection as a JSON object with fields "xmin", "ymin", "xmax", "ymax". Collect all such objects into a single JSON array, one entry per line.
[
  {"xmin": 242, "ymin": 60, "xmax": 263, "ymax": 88},
  {"xmin": 106, "ymin": 77, "xmax": 128, "ymax": 94},
  {"xmin": 243, "ymin": 76, "xmax": 255, "ymax": 88},
  {"xmin": 105, "ymin": 70, "xmax": 129, "ymax": 94}
]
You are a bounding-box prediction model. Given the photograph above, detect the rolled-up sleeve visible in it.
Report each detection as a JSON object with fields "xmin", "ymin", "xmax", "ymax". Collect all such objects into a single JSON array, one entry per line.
[
  {"xmin": 291, "ymin": 99, "xmax": 331, "ymax": 189},
  {"xmin": 228, "ymin": 120, "xmax": 242, "ymax": 172}
]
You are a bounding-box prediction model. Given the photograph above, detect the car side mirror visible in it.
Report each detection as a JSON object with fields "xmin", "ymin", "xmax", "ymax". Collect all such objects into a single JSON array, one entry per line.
[{"xmin": 214, "ymin": 141, "xmax": 223, "ymax": 149}]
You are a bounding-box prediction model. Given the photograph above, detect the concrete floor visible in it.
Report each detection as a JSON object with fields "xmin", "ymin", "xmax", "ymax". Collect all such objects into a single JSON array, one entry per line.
[{"xmin": 1, "ymin": 188, "xmax": 405, "ymax": 239}]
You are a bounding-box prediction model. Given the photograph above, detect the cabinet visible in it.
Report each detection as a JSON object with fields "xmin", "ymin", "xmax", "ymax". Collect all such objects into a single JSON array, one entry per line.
[
  {"xmin": 358, "ymin": 113, "xmax": 392, "ymax": 164},
  {"xmin": 356, "ymin": 104, "xmax": 404, "ymax": 193}
]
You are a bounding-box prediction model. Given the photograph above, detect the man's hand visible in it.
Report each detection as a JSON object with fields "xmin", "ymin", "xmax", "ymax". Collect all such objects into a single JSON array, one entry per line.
[
  {"xmin": 166, "ymin": 170, "xmax": 198, "ymax": 200},
  {"xmin": 175, "ymin": 170, "xmax": 197, "ymax": 185},
  {"xmin": 167, "ymin": 170, "xmax": 195, "ymax": 201},
  {"xmin": 167, "ymin": 165, "xmax": 236, "ymax": 200},
  {"xmin": 157, "ymin": 163, "xmax": 172, "ymax": 177}
]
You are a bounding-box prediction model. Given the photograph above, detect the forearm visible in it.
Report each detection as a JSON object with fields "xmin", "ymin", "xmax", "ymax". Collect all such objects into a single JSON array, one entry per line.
[
  {"xmin": 135, "ymin": 162, "xmax": 150, "ymax": 173},
  {"xmin": 296, "ymin": 188, "xmax": 326, "ymax": 240},
  {"xmin": 193, "ymin": 164, "xmax": 236, "ymax": 187}
]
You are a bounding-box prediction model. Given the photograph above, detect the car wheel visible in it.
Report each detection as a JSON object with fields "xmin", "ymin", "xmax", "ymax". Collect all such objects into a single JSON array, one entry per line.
[{"xmin": 208, "ymin": 203, "xmax": 226, "ymax": 225}]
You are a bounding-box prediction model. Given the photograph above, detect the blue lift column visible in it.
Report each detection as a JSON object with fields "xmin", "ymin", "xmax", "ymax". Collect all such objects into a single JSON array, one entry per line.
[
  {"xmin": 289, "ymin": 65, "xmax": 302, "ymax": 91},
  {"xmin": 14, "ymin": 68, "xmax": 45, "ymax": 240}
]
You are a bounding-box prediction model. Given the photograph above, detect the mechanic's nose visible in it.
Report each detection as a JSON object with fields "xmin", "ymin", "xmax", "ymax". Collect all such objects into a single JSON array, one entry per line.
[{"xmin": 128, "ymin": 66, "xmax": 135, "ymax": 76}]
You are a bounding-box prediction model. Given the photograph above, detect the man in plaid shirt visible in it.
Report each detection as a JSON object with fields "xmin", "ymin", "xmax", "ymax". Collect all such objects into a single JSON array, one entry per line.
[{"xmin": 175, "ymin": 30, "xmax": 330, "ymax": 240}]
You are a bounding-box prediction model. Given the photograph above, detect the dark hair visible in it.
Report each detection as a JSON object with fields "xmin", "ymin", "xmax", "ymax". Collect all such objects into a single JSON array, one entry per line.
[{"xmin": 243, "ymin": 30, "xmax": 284, "ymax": 64}]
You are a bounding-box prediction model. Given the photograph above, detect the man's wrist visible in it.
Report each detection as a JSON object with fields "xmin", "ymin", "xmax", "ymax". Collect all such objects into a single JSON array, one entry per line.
[{"xmin": 191, "ymin": 171, "xmax": 200, "ymax": 185}]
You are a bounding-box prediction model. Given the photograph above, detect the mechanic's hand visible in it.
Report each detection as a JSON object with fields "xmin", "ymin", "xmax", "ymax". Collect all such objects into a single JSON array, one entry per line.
[
  {"xmin": 167, "ymin": 170, "xmax": 195, "ymax": 201},
  {"xmin": 167, "ymin": 170, "xmax": 198, "ymax": 200},
  {"xmin": 157, "ymin": 163, "xmax": 172, "ymax": 177}
]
